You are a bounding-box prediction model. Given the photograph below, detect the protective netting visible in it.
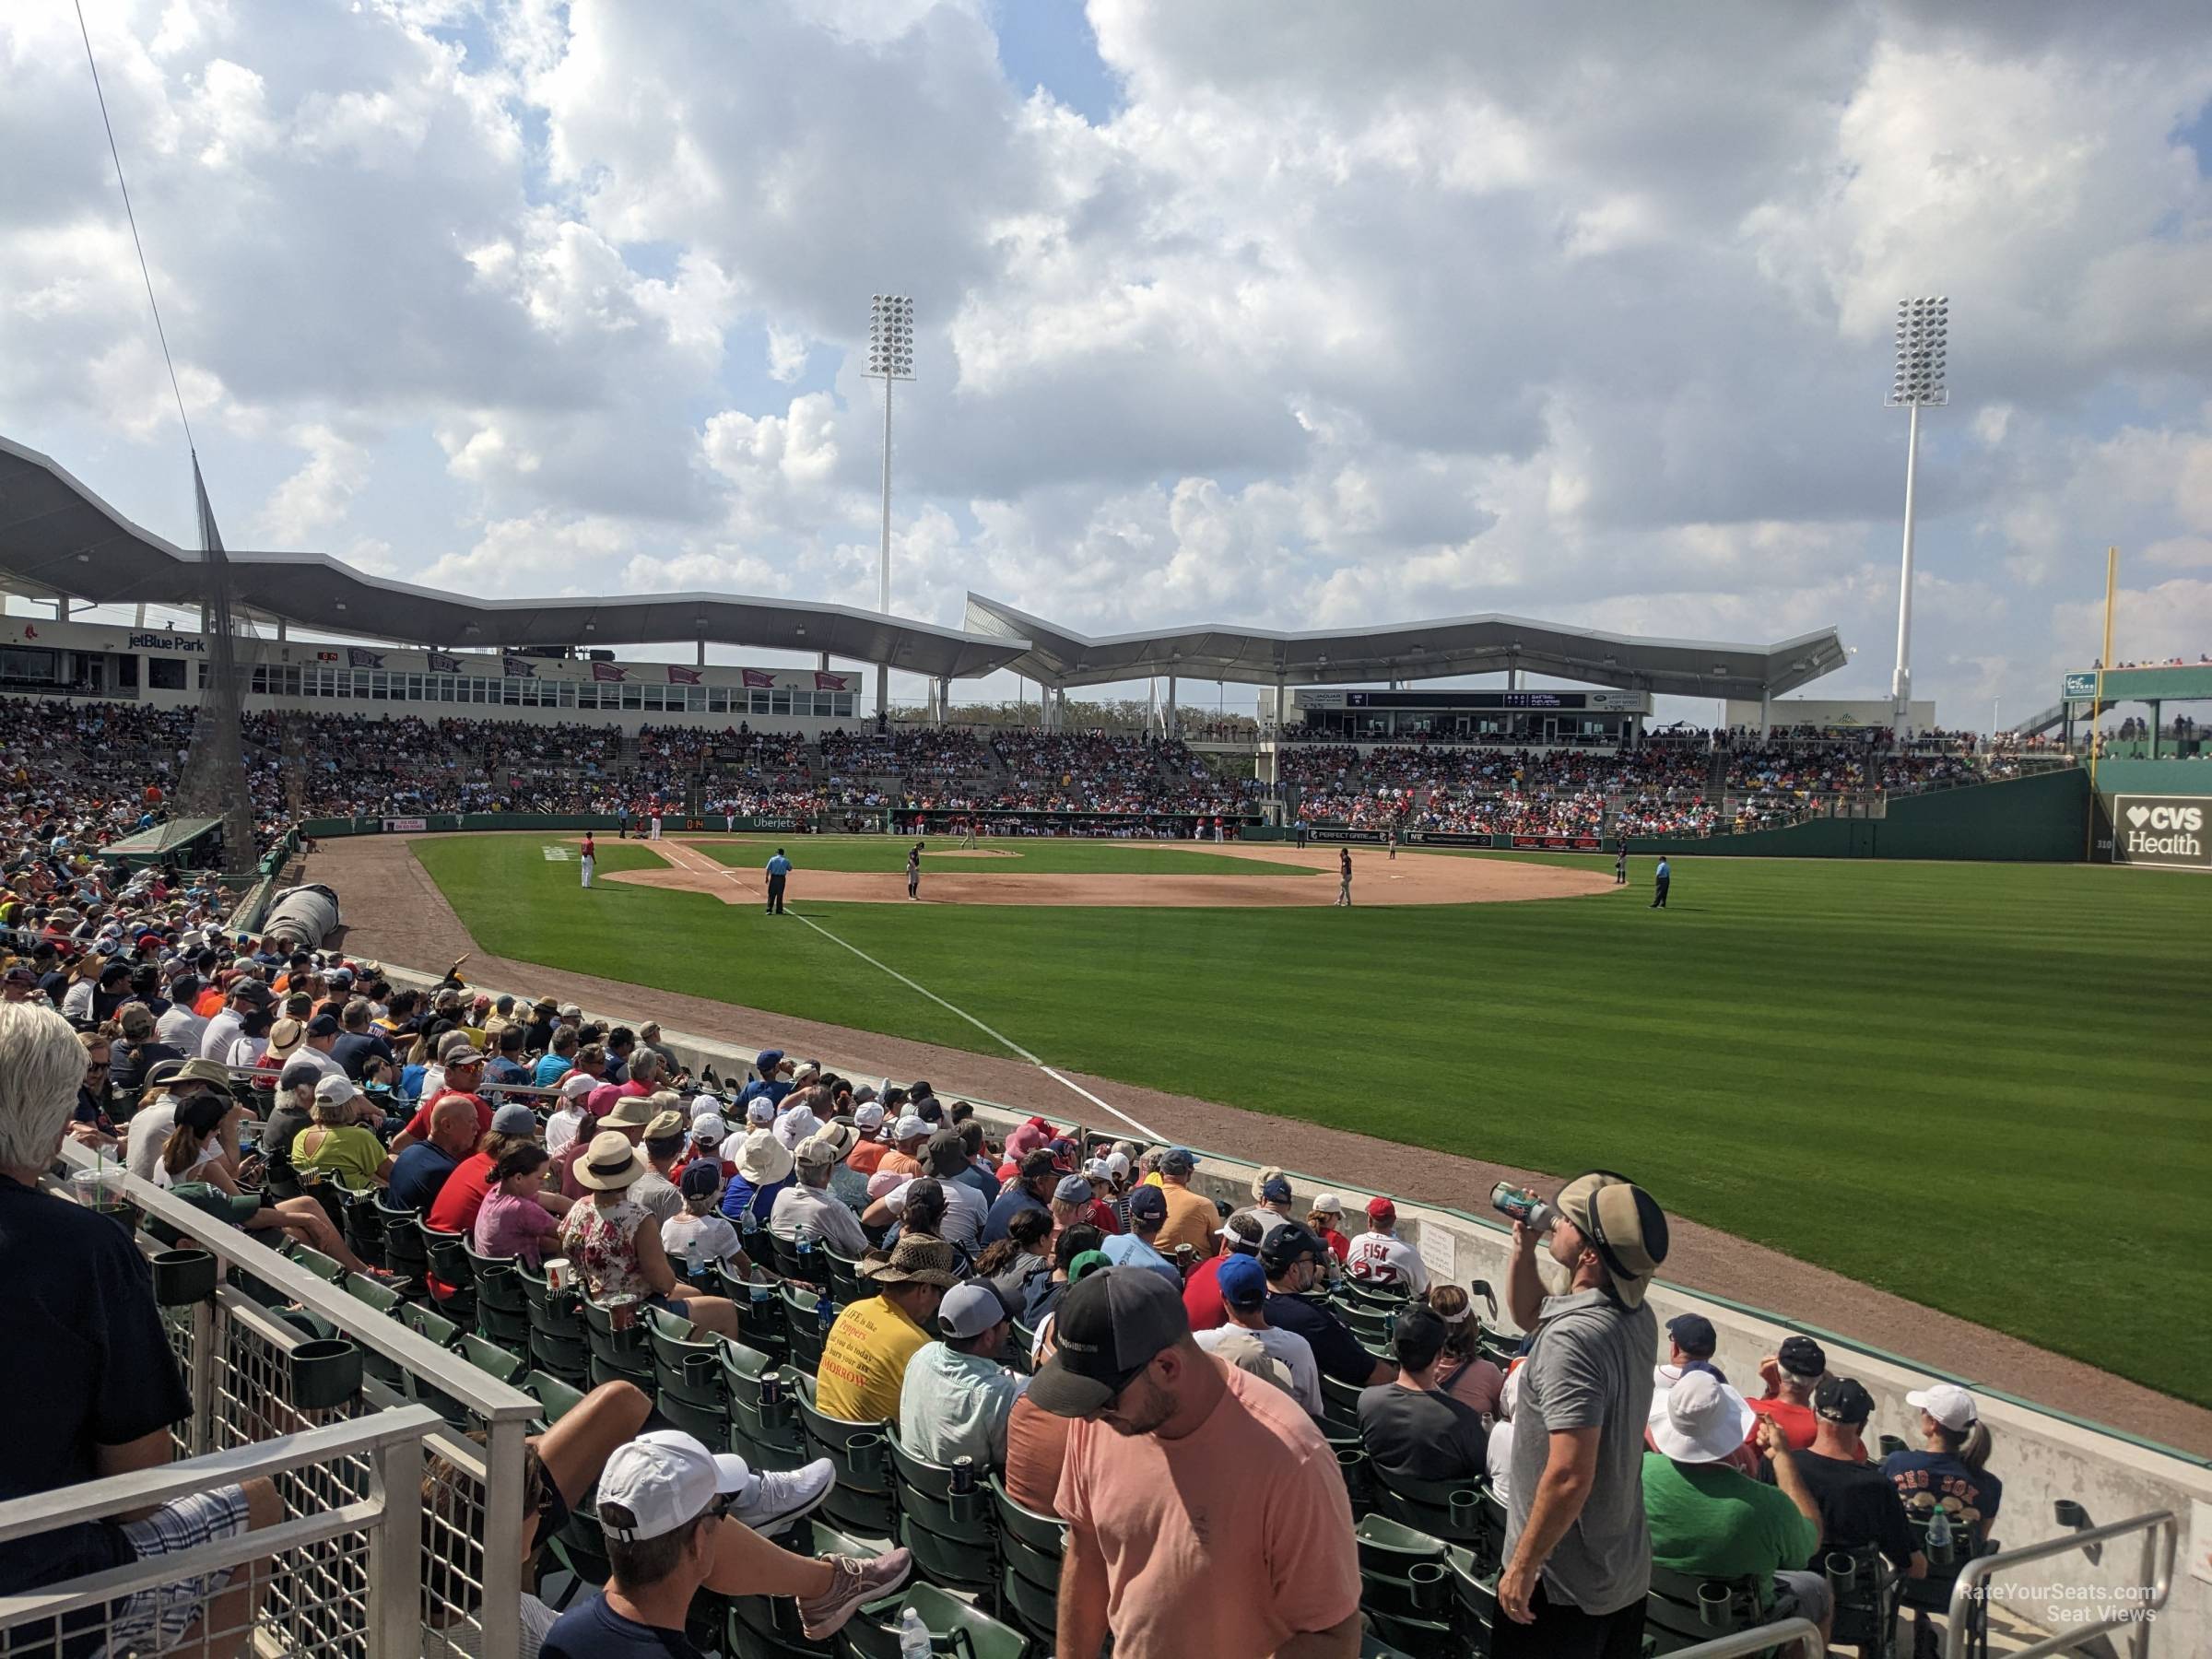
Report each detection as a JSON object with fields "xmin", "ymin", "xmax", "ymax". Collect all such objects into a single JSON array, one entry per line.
[{"xmin": 171, "ymin": 454, "xmax": 258, "ymax": 868}]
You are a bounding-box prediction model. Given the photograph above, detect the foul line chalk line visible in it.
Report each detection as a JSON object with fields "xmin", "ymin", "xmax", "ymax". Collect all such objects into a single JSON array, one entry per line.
[{"xmin": 649, "ymin": 841, "xmax": 1164, "ymax": 1143}]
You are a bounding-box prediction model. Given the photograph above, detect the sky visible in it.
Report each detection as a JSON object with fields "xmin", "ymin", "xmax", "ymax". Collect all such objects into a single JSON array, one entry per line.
[{"xmin": 4, "ymin": 0, "xmax": 2211, "ymax": 724}]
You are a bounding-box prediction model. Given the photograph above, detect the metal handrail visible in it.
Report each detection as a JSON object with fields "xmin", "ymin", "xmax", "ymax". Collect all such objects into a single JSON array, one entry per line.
[
  {"xmin": 53, "ymin": 1139, "xmax": 536, "ymax": 1427},
  {"xmin": 1651, "ymin": 1618, "xmax": 1819, "ymax": 1656},
  {"xmin": 0, "ymin": 1406, "xmax": 435, "ymax": 1632},
  {"xmin": 1945, "ymin": 1509, "xmax": 2177, "ymax": 1659}
]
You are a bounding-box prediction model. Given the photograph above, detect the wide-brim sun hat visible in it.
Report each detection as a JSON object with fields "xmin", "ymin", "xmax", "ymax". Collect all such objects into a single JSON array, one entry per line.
[
  {"xmin": 859, "ymin": 1235, "xmax": 959, "ymax": 1288},
  {"xmin": 1555, "ymin": 1170, "xmax": 1669, "ymax": 1308},
  {"xmin": 575, "ymin": 1131, "xmax": 648, "ymax": 1191},
  {"xmin": 1648, "ymin": 1370, "xmax": 1757, "ymax": 1463},
  {"xmin": 735, "ymin": 1128, "xmax": 794, "ymax": 1186}
]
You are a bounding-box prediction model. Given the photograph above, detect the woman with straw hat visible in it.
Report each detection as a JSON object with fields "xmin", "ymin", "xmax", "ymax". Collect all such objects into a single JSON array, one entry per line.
[{"xmin": 558, "ymin": 1130, "xmax": 740, "ymax": 1336}]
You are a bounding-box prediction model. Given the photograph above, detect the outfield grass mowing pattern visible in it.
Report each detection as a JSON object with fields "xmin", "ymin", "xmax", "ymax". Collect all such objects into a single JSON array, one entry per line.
[{"xmin": 414, "ymin": 833, "xmax": 2212, "ymax": 1407}]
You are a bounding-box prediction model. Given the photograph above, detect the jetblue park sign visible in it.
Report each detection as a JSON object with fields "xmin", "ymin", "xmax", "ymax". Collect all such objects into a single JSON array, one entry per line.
[{"xmin": 2111, "ymin": 794, "xmax": 2211, "ymax": 872}]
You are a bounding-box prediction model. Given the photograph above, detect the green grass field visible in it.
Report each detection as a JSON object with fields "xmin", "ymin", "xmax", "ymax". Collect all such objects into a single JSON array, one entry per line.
[
  {"xmin": 415, "ymin": 832, "xmax": 2212, "ymax": 1408},
  {"xmin": 690, "ymin": 836, "xmax": 1311, "ymax": 876}
]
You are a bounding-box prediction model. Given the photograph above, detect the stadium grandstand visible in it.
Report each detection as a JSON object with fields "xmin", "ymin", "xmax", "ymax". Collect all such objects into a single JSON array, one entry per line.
[
  {"xmin": 0, "ymin": 432, "xmax": 2058, "ymax": 861},
  {"xmin": 0, "ymin": 438, "xmax": 2195, "ymax": 1659}
]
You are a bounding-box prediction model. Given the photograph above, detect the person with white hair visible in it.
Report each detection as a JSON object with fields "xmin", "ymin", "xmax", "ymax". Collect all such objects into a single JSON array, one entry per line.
[{"xmin": 0, "ymin": 1003, "xmax": 284, "ymax": 1653}]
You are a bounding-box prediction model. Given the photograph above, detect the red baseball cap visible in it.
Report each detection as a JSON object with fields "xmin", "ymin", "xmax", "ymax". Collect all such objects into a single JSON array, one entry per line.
[{"xmin": 1366, "ymin": 1196, "xmax": 1396, "ymax": 1225}]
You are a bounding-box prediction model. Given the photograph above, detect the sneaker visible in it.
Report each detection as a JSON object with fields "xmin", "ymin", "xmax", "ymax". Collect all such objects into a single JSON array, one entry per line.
[
  {"xmin": 797, "ymin": 1547, "xmax": 912, "ymax": 1640},
  {"xmin": 734, "ymin": 1458, "xmax": 832, "ymax": 1531}
]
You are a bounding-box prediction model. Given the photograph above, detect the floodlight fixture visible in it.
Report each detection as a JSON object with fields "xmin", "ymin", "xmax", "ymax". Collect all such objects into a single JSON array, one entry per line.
[
  {"xmin": 865, "ymin": 293, "xmax": 915, "ymax": 714},
  {"xmin": 1886, "ymin": 295, "xmax": 1951, "ymax": 740}
]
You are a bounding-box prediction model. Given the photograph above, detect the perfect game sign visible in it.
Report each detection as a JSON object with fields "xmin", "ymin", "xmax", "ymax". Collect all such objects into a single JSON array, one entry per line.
[{"xmin": 2111, "ymin": 794, "xmax": 2212, "ymax": 872}]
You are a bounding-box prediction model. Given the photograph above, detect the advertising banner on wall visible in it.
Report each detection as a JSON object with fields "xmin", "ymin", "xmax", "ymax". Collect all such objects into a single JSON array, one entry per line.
[{"xmin": 2109, "ymin": 795, "xmax": 2211, "ymax": 871}]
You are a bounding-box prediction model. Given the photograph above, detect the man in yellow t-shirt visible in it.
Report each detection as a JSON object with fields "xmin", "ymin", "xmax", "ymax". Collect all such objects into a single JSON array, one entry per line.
[
  {"xmin": 813, "ymin": 1236, "xmax": 959, "ymax": 1422},
  {"xmin": 1155, "ymin": 1148, "xmax": 1220, "ymax": 1263}
]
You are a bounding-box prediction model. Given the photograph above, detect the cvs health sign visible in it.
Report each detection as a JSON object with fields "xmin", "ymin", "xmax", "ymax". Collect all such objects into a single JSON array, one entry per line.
[{"xmin": 2111, "ymin": 794, "xmax": 2212, "ymax": 872}]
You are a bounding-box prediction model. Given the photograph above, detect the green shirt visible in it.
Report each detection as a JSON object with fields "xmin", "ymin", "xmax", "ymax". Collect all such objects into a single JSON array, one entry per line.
[
  {"xmin": 292, "ymin": 1124, "xmax": 388, "ymax": 1191},
  {"xmin": 1641, "ymin": 1453, "xmax": 1818, "ymax": 1606}
]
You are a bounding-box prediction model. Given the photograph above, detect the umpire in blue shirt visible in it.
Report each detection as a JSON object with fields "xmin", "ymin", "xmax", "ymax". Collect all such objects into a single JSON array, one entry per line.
[
  {"xmin": 1650, "ymin": 856, "xmax": 1671, "ymax": 910},
  {"xmin": 764, "ymin": 849, "xmax": 793, "ymax": 914}
]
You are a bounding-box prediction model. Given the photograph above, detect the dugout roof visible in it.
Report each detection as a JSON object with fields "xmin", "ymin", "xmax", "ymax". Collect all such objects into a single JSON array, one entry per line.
[
  {"xmin": 0, "ymin": 435, "xmax": 1027, "ymax": 680},
  {"xmin": 962, "ymin": 594, "xmax": 1848, "ymax": 700}
]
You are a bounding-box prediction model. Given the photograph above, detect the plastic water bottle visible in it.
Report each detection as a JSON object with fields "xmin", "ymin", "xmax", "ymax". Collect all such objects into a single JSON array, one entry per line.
[
  {"xmin": 686, "ymin": 1236, "xmax": 705, "ymax": 1283},
  {"xmin": 1925, "ymin": 1507, "xmax": 1954, "ymax": 1566},
  {"xmin": 897, "ymin": 1606, "xmax": 930, "ymax": 1658},
  {"xmin": 817, "ymin": 1296, "xmax": 836, "ymax": 1335}
]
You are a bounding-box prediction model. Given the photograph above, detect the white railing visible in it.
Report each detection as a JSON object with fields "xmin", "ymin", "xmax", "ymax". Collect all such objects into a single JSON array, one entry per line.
[
  {"xmin": 1663, "ymin": 1618, "xmax": 1821, "ymax": 1657},
  {"xmin": 1946, "ymin": 1509, "xmax": 2177, "ymax": 1659},
  {"xmin": 0, "ymin": 1406, "xmax": 438, "ymax": 1657},
  {"xmin": 48, "ymin": 1140, "xmax": 540, "ymax": 1657}
]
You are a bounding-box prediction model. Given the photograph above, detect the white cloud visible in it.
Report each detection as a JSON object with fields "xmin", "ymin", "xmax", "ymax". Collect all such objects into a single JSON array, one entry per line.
[{"xmin": 1, "ymin": 0, "xmax": 2209, "ymax": 724}]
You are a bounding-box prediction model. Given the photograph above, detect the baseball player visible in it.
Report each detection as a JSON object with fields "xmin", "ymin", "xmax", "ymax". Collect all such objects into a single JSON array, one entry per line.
[
  {"xmin": 959, "ymin": 818, "xmax": 977, "ymax": 850},
  {"xmin": 1335, "ymin": 845, "xmax": 1353, "ymax": 907},
  {"xmin": 579, "ymin": 832, "xmax": 595, "ymax": 890},
  {"xmin": 907, "ymin": 841, "xmax": 924, "ymax": 900},
  {"xmin": 1615, "ymin": 834, "xmax": 1629, "ymax": 887},
  {"xmin": 1388, "ymin": 820, "xmax": 1399, "ymax": 861}
]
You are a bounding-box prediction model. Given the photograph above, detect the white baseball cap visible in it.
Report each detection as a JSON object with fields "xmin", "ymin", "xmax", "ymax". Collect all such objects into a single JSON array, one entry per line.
[
  {"xmin": 937, "ymin": 1281, "xmax": 1009, "ymax": 1340},
  {"xmin": 853, "ymin": 1101, "xmax": 886, "ymax": 1132},
  {"xmin": 1309, "ymin": 1192, "xmax": 1345, "ymax": 1215},
  {"xmin": 1905, "ymin": 1383, "xmax": 1979, "ymax": 1432},
  {"xmin": 559, "ymin": 1072, "xmax": 596, "ymax": 1101},
  {"xmin": 746, "ymin": 1099, "xmax": 776, "ymax": 1127},
  {"xmin": 893, "ymin": 1113, "xmax": 929, "ymax": 1141},
  {"xmin": 1104, "ymin": 1151, "xmax": 1130, "ymax": 1180},
  {"xmin": 690, "ymin": 1112, "xmax": 729, "ymax": 1147},
  {"xmin": 594, "ymin": 1430, "xmax": 750, "ymax": 1542},
  {"xmin": 313, "ymin": 1074, "xmax": 361, "ymax": 1110}
]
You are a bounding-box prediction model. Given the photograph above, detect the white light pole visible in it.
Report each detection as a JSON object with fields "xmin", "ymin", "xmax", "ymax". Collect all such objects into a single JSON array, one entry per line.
[
  {"xmin": 1887, "ymin": 295, "xmax": 1947, "ymax": 741},
  {"xmin": 865, "ymin": 294, "xmax": 914, "ymax": 720}
]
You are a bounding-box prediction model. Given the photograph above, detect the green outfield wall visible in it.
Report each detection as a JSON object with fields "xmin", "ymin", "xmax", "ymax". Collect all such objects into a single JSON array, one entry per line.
[{"xmin": 1628, "ymin": 766, "xmax": 2088, "ymax": 862}]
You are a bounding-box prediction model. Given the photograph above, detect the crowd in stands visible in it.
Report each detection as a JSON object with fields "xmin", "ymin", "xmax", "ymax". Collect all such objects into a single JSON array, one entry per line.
[
  {"xmin": 1, "ymin": 949, "xmax": 2010, "ymax": 1655},
  {"xmin": 0, "ymin": 690, "xmax": 2086, "ymax": 873}
]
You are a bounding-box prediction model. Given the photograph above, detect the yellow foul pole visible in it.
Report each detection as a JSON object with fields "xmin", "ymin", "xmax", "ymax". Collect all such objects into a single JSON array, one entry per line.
[{"xmin": 2087, "ymin": 547, "xmax": 2117, "ymax": 859}]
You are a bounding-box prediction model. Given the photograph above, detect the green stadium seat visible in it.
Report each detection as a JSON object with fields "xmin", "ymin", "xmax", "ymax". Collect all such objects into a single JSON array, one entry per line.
[
  {"xmin": 793, "ymin": 1372, "xmax": 895, "ymax": 1540},
  {"xmin": 989, "ymin": 1477, "xmax": 1065, "ymax": 1651},
  {"xmin": 843, "ymin": 1579, "xmax": 1029, "ymax": 1659},
  {"xmin": 885, "ymin": 1432, "xmax": 996, "ymax": 1598},
  {"xmin": 582, "ymin": 1297, "xmax": 655, "ymax": 1391},
  {"xmin": 1642, "ymin": 1563, "xmax": 1765, "ymax": 1655},
  {"xmin": 1367, "ymin": 1468, "xmax": 1489, "ymax": 1551},
  {"xmin": 1352, "ymin": 1515, "xmax": 1458, "ymax": 1656},
  {"xmin": 722, "ymin": 1341, "xmax": 808, "ymax": 1473}
]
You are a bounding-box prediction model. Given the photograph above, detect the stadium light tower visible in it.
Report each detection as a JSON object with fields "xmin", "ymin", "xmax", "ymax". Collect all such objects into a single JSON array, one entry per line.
[
  {"xmin": 866, "ymin": 296, "xmax": 916, "ymax": 612},
  {"xmin": 1887, "ymin": 296, "xmax": 1947, "ymax": 740}
]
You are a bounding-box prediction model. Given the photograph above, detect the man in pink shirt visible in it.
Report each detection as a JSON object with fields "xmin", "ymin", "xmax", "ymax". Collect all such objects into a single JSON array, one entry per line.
[{"xmin": 1034, "ymin": 1267, "xmax": 1360, "ymax": 1659}]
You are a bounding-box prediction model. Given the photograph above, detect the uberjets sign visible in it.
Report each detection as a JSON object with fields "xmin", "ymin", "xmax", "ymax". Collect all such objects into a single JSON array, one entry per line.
[{"xmin": 2111, "ymin": 795, "xmax": 2212, "ymax": 871}]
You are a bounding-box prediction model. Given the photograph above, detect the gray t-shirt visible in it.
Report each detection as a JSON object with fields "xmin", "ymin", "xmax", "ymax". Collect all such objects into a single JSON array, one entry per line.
[
  {"xmin": 1357, "ymin": 1383, "xmax": 1487, "ymax": 1484},
  {"xmin": 1502, "ymin": 1287, "xmax": 1657, "ymax": 1616}
]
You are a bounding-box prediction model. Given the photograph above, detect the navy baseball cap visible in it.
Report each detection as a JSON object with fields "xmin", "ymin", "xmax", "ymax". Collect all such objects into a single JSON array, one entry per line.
[
  {"xmin": 1126, "ymin": 1185, "xmax": 1167, "ymax": 1224},
  {"xmin": 1778, "ymin": 1335, "xmax": 1828, "ymax": 1379},
  {"xmin": 679, "ymin": 1162, "xmax": 723, "ymax": 1200},
  {"xmin": 1666, "ymin": 1313, "xmax": 1718, "ymax": 1358}
]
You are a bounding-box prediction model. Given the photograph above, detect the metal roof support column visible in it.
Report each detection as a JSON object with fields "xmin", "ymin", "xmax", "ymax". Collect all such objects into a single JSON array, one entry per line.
[
  {"xmin": 1759, "ymin": 684, "xmax": 1771, "ymax": 739},
  {"xmin": 696, "ymin": 636, "xmax": 706, "ymax": 667},
  {"xmin": 54, "ymin": 596, "xmax": 67, "ymax": 622},
  {"xmin": 1165, "ymin": 672, "xmax": 1178, "ymax": 738}
]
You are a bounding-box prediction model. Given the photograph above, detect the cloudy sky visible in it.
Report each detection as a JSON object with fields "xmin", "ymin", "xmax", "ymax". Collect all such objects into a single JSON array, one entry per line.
[{"xmin": 5, "ymin": 0, "xmax": 2210, "ymax": 723}]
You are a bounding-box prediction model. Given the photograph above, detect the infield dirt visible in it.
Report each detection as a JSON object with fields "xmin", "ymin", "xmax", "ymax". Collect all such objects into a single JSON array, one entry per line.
[{"xmin": 610, "ymin": 836, "xmax": 1615, "ymax": 907}]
